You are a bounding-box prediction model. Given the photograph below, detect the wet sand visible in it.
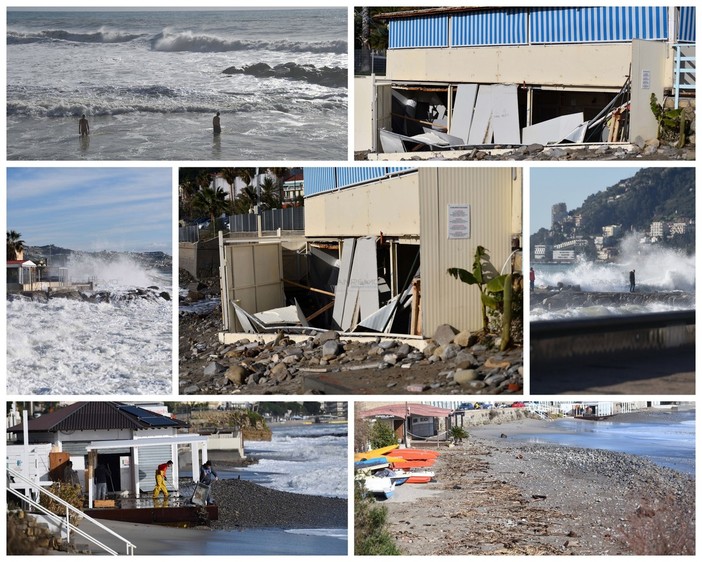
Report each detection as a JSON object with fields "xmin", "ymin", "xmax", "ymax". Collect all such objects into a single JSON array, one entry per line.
[
  {"xmin": 379, "ymin": 417, "xmax": 695, "ymax": 555},
  {"xmin": 80, "ymin": 519, "xmax": 347, "ymax": 555}
]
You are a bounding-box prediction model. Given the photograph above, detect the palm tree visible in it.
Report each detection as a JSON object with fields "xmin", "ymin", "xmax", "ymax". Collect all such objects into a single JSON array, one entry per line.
[
  {"xmin": 235, "ymin": 168, "xmax": 258, "ymax": 189},
  {"xmin": 267, "ymin": 167, "xmax": 290, "ymax": 207},
  {"xmin": 192, "ymin": 186, "xmax": 228, "ymax": 239},
  {"xmin": 233, "ymin": 185, "xmax": 257, "ymax": 214},
  {"xmin": 7, "ymin": 230, "xmax": 25, "ymax": 261},
  {"xmin": 219, "ymin": 167, "xmax": 239, "ymax": 205},
  {"xmin": 360, "ymin": 7, "xmax": 370, "ymax": 72},
  {"xmin": 259, "ymin": 177, "xmax": 280, "ymax": 210}
]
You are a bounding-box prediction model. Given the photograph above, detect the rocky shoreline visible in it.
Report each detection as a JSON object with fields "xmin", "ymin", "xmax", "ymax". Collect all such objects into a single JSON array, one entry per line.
[
  {"xmin": 532, "ymin": 289, "xmax": 694, "ymax": 311},
  {"xmin": 206, "ymin": 479, "xmax": 347, "ymax": 530},
  {"xmin": 382, "ymin": 435, "xmax": 695, "ymax": 555},
  {"xmin": 179, "ymin": 312, "xmax": 523, "ymax": 395},
  {"xmin": 356, "ymin": 140, "xmax": 695, "ymax": 162},
  {"xmin": 10, "ymin": 286, "xmax": 171, "ymax": 304}
]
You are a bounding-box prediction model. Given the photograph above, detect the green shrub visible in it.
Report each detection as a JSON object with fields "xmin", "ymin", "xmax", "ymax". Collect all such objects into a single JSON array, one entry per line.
[
  {"xmin": 354, "ymin": 486, "xmax": 401, "ymax": 555},
  {"xmin": 369, "ymin": 421, "xmax": 397, "ymax": 449}
]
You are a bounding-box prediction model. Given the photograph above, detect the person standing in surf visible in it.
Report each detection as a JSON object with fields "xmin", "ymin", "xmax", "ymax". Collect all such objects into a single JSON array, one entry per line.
[
  {"xmin": 213, "ymin": 111, "xmax": 221, "ymax": 135},
  {"xmin": 629, "ymin": 269, "xmax": 636, "ymax": 292},
  {"xmin": 78, "ymin": 114, "xmax": 90, "ymax": 136},
  {"xmin": 529, "ymin": 267, "xmax": 535, "ymax": 292}
]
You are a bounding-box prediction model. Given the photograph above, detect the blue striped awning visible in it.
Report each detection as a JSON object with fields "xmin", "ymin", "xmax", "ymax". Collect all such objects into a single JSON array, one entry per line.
[
  {"xmin": 389, "ymin": 15, "xmax": 449, "ymax": 48},
  {"xmin": 530, "ymin": 7, "xmax": 669, "ymax": 43},
  {"xmin": 678, "ymin": 7, "xmax": 695, "ymax": 43},
  {"xmin": 304, "ymin": 167, "xmax": 415, "ymax": 197},
  {"xmin": 452, "ymin": 9, "xmax": 527, "ymax": 46}
]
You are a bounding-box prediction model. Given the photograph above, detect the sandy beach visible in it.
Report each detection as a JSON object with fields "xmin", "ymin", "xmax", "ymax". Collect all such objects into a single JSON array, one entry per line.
[
  {"xmin": 377, "ymin": 415, "xmax": 695, "ymax": 555},
  {"xmin": 80, "ymin": 519, "xmax": 347, "ymax": 556}
]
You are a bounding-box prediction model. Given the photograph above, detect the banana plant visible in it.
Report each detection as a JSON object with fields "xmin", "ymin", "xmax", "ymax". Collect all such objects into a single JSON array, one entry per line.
[{"xmin": 447, "ymin": 245, "xmax": 507, "ymax": 334}]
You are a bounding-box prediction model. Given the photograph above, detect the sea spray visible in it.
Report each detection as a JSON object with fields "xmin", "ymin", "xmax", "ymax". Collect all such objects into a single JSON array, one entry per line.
[
  {"xmin": 536, "ymin": 233, "xmax": 695, "ymax": 293},
  {"xmin": 65, "ymin": 252, "xmax": 166, "ymax": 290},
  {"xmin": 237, "ymin": 424, "xmax": 348, "ymax": 499},
  {"xmin": 7, "ymin": 257, "xmax": 172, "ymax": 395}
]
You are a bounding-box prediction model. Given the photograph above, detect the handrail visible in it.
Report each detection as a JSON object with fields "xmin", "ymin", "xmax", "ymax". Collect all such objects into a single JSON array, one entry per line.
[
  {"xmin": 673, "ymin": 44, "xmax": 696, "ymax": 109},
  {"xmin": 8, "ymin": 467, "xmax": 136, "ymax": 555}
]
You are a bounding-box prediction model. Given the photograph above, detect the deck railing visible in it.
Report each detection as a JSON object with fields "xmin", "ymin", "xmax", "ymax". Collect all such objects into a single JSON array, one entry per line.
[
  {"xmin": 7, "ymin": 467, "xmax": 136, "ymax": 555},
  {"xmin": 673, "ymin": 44, "xmax": 696, "ymax": 109}
]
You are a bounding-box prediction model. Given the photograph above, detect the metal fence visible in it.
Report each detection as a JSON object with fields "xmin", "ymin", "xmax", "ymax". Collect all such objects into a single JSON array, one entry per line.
[
  {"xmin": 179, "ymin": 225, "xmax": 200, "ymax": 242},
  {"xmin": 354, "ymin": 49, "xmax": 387, "ymax": 75},
  {"xmin": 179, "ymin": 208, "xmax": 305, "ymax": 240}
]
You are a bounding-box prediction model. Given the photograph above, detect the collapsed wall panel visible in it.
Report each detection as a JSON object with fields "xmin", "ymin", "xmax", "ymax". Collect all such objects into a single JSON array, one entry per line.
[
  {"xmin": 490, "ymin": 84, "xmax": 521, "ymax": 144},
  {"xmin": 522, "ymin": 112, "xmax": 585, "ymax": 144},
  {"xmin": 467, "ymin": 85, "xmax": 493, "ymax": 144},
  {"xmin": 449, "ymin": 83, "xmax": 478, "ymax": 142}
]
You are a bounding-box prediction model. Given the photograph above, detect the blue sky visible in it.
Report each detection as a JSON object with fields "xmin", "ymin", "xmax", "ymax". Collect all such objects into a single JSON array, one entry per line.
[
  {"xmin": 530, "ymin": 167, "xmax": 643, "ymax": 233},
  {"xmin": 7, "ymin": 167, "xmax": 172, "ymax": 254}
]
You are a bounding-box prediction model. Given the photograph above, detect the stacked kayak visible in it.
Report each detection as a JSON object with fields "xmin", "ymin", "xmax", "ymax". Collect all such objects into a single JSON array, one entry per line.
[{"xmin": 355, "ymin": 445, "xmax": 439, "ymax": 496}]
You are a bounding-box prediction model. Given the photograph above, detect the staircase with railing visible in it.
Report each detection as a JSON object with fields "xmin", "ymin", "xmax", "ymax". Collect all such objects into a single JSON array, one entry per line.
[
  {"xmin": 673, "ymin": 44, "xmax": 696, "ymax": 109},
  {"xmin": 7, "ymin": 467, "xmax": 136, "ymax": 555}
]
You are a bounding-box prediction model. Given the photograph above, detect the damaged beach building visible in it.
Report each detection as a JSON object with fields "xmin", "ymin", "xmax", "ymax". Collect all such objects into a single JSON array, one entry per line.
[
  {"xmin": 218, "ymin": 166, "xmax": 522, "ymax": 341},
  {"xmin": 355, "ymin": 6, "xmax": 696, "ymax": 156}
]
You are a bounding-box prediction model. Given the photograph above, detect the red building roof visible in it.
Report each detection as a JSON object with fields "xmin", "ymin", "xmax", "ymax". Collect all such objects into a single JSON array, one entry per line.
[{"xmin": 360, "ymin": 403, "xmax": 453, "ymax": 419}]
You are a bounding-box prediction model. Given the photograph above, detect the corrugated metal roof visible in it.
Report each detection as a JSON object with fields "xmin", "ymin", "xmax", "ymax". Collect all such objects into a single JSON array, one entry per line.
[{"xmin": 7, "ymin": 402, "xmax": 188, "ymax": 433}]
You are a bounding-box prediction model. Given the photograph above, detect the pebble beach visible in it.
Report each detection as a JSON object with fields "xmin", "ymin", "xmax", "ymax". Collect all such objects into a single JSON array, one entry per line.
[{"xmin": 379, "ymin": 415, "xmax": 695, "ymax": 556}]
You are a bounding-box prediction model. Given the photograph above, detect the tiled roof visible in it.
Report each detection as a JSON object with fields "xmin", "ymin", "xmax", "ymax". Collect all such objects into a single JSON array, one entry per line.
[{"xmin": 7, "ymin": 402, "xmax": 188, "ymax": 432}]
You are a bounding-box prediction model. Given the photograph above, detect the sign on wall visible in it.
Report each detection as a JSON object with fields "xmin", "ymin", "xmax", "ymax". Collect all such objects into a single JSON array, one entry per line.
[{"xmin": 448, "ymin": 204, "xmax": 471, "ymax": 239}]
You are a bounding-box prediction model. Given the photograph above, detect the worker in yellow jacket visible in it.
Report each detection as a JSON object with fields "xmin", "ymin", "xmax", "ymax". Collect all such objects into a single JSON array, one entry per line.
[{"xmin": 153, "ymin": 460, "xmax": 173, "ymax": 500}]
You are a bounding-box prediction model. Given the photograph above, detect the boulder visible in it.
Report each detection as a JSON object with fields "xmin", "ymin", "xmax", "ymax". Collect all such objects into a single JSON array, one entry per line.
[
  {"xmin": 270, "ymin": 363, "xmax": 290, "ymax": 382},
  {"xmin": 321, "ymin": 340, "xmax": 342, "ymax": 360},
  {"xmin": 433, "ymin": 324, "xmax": 459, "ymax": 346},
  {"xmin": 454, "ymin": 369, "xmax": 478, "ymax": 386},
  {"xmin": 225, "ymin": 365, "xmax": 249, "ymax": 385},
  {"xmin": 440, "ymin": 344, "xmax": 460, "ymax": 361},
  {"xmin": 203, "ymin": 362, "xmax": 226, "ymax": 377}
]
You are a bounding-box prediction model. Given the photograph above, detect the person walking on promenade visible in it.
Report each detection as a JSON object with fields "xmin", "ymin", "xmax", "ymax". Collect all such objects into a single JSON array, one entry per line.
[
  {"xmin": 629, "ymin": 269, "xmax": 636, "ymax": 292},
  {"xmin": 529, "ymin": 267, "xmax": 535, "ymax": 292}
]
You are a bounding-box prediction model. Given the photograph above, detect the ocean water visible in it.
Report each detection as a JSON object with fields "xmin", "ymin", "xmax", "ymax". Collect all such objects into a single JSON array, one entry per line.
[
  {"xmin": 515, "ymin": 410, "xmax": 695, "ymax": 475},
  {"xmin": 531, "ymin": 242, "xmax": 695, "ymax": 320},
  {"xmin": 233, "ymin": 423, "xmax": 348, "ymax": 499},
  {"xmin": 6, "ymin": 256, "xmax": 172, "ymax": 395},
  {"xmin": 7, "ymin": 9, "xmax": 348, "ymax": 160}
]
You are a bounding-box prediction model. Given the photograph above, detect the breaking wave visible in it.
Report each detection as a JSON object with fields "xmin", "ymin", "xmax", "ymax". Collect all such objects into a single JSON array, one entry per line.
[
  {"xmin": 536, "ymin": 233, "xmax": 696, "ymax": 293},
  {"xmin": 7, "ymin": 28, "xmax": 144, "ymax": 44},
  {"xmin": 66, "ymin": 253, "xmax": 165, "ymax": 290},
  {"xmin": 150, "ymin": 30, "xmax": 347, "ymax": 54},
  {"xmin": 7, "ymin": 89, "xmax": 346, "ymax": 118}
]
